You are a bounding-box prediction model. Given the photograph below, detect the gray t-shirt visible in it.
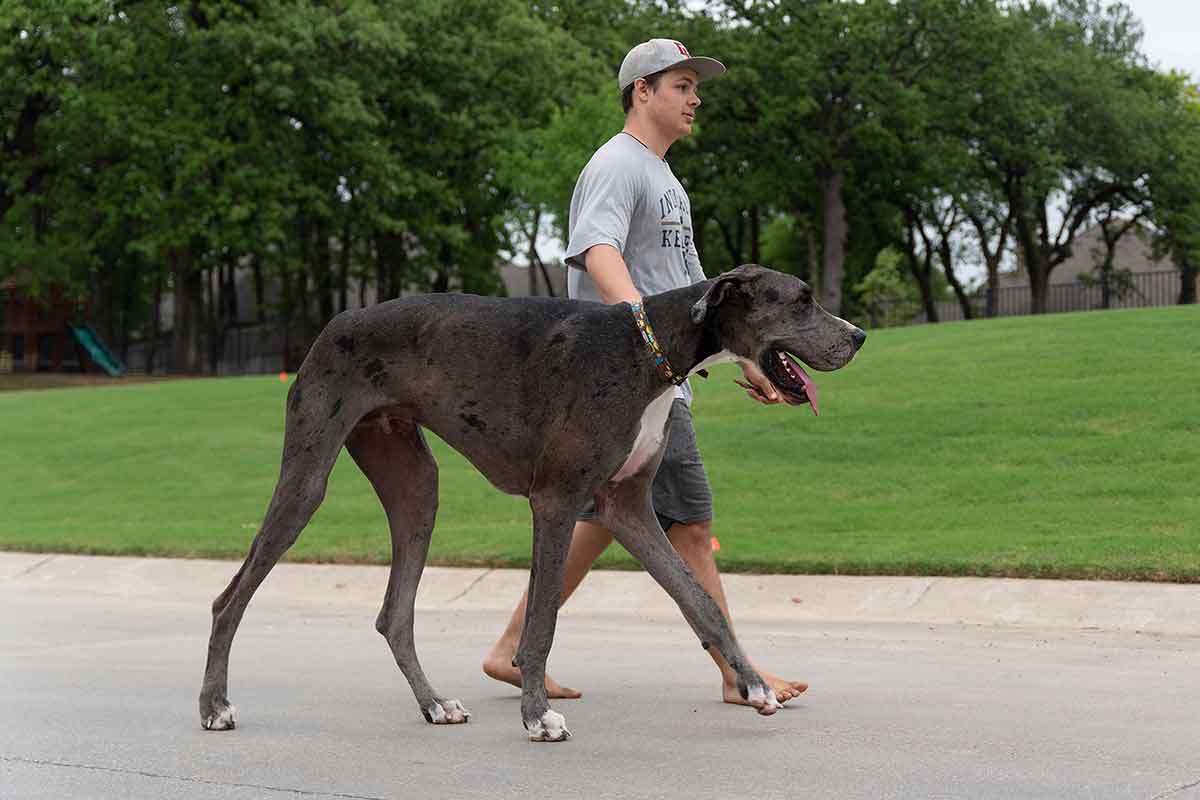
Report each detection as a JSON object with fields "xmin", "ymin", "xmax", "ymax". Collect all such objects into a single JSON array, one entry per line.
[{"xmin": 565, "ymin": 132, "xmax": 707, "ymax": 401}]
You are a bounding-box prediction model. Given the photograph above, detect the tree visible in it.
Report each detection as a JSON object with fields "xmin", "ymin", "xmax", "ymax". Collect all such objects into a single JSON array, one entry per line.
[
  {"xmin": 1145, "ymin": 75, "xmax": 1200, "ymax": 305},
  {"xmin": 732, "ymin": 0, "xmax": 981, "ymax": 317},
  {"xmin": 973, "ymin": 2, "xmax": 1159, "ymax": 313}
]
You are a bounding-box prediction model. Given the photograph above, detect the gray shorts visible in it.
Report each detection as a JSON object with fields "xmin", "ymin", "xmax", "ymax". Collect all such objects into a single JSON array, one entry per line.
[{"xmin": 580, "ymin": 398, "xmax": 714, "ymax": 531}]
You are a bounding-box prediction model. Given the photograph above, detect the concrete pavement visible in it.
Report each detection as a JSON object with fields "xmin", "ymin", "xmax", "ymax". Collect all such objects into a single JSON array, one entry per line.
[{"xmin": 2, "ymin": 552, "xmax": 1199, "ymax": 799}]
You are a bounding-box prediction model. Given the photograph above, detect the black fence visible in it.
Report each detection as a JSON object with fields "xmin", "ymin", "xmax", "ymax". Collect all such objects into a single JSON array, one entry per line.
[
  {"xmin": 881, "ymin": 270, "xmax": 1187, "ymax": 326},
  {"xmin": 122, "ymin": 324, "xmax": 289, "ymax": 376},
  {"xmin": 13, "ymin": 269, "xmax": 1187, "ymax": 376}
]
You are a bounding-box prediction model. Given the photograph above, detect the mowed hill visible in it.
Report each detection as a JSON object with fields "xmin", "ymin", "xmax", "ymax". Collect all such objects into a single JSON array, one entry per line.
[{"xmin": 1, "ymin": 303, "xmax": 1196, "ymax": 580}]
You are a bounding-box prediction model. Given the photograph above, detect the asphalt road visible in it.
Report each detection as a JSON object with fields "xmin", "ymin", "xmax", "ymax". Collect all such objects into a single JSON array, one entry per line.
[{"xmin": 2, "ymin": 555, "xmax": 1198, "ymax": 800}]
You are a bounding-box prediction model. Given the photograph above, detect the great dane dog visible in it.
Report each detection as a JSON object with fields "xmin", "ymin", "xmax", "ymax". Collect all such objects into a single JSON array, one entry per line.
[{"xmin": 199, "ymin": 264, "xmax": 865, "ymax": 741}]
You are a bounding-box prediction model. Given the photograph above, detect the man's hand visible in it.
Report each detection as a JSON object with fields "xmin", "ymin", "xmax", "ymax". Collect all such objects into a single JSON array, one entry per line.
[{"xmin": 734, "ymin": 360, "xmax": 783, "ymax": 405}]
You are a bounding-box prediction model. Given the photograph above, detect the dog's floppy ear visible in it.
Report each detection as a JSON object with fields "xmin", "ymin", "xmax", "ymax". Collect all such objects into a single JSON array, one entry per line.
[{"xmin": 690, "ymin": 265, "xmax": 761, "ymax": 324}]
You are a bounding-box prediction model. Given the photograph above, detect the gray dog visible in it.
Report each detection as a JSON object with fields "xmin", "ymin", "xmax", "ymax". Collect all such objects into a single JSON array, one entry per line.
[{"xmin": 199, "ymin": 263, "xmax": 865, "ymax": 741}]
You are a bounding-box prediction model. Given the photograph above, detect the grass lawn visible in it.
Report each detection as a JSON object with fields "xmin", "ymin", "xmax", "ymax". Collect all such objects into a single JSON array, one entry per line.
[{"xmin": 1, "ymin": 303, "xmax": 1197, "ymax": 580}]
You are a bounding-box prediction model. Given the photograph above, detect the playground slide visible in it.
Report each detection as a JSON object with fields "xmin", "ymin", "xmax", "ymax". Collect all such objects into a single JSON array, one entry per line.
[{"xmin": 68, "ymin": 324, "xmax": 126, "ymax": 377}]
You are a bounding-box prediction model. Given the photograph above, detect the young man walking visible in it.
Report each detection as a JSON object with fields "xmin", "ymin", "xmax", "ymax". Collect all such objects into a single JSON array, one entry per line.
[{"xmin": 483, "ymin": 39, "xmax": 808, "ymax": 706}]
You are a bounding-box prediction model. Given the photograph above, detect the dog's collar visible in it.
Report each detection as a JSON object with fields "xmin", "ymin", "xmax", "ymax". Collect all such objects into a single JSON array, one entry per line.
[{"xmin": 629, "ymin": 302, "xmax": 685, "ymax": 386}]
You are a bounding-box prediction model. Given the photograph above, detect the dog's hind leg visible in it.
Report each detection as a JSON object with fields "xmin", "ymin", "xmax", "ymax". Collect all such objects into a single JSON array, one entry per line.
[
  {"xmin": 598, "ymin": 471, "xmax": 782, "ymax": 717},
  {"xmin": 344, "ymin": 419, "xmax": 469, "ymax": 726},
  {"xmin": 199, "ymin": 378, "xmax": 363, "ymax": 731}
]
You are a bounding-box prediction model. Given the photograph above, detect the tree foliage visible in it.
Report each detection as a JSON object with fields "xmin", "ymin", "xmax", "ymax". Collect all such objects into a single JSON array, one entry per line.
[{"xmin": 2, "ymin": 0, "xmax": 1197, "ymax": 373}]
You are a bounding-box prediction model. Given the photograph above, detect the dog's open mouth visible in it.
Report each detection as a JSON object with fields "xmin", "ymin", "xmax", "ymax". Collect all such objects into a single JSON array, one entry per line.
[{"xmin": 762, "ymin": 350, "xmax": 820, "ymax": 415}]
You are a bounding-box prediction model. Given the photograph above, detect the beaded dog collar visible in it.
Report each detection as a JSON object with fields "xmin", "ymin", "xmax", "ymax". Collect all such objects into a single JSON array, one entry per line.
[{"xmin": 629, "ymin": 302, "xmax": 686, "ymax": 386}]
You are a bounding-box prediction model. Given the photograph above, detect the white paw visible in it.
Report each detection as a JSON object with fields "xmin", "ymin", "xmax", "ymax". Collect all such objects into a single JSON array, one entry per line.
[
  {"xmin": 527, "ymin": 709, "xmax": 571, "ymax": 742},
  {"xmin": 746, "ymin": 683, "xmax": 781, "ymax": 716},
  {"xmin": 202, "ymin": 702, "xmax": 237, "ymax": 730},
  {"xmin": 425, "ymin": 699, "xmax": 470, "ymax": 724}
]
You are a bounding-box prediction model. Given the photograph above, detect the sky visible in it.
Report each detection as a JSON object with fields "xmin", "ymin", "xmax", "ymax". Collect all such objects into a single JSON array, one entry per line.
[{"xmin": 1123, "ymin": 0, "xmax": 1200, "ymax": 81}]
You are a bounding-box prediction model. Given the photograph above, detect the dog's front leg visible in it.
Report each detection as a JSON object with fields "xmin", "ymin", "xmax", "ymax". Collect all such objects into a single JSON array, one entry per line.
[
  {"xmin": 515, "ymin": 491, "xmax": 579, "ymax": 742},
  {"xmin": 598, "ymin": 474, "xmax": 782, "ymax": 717}
]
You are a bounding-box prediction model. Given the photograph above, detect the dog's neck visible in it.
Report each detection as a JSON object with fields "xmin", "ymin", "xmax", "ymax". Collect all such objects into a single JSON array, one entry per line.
[{"xmin": 639, "ymin": 282, "xmax": 726, "ymax": 385}]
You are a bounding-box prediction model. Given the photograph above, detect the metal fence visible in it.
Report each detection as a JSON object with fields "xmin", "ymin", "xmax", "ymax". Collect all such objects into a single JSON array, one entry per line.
[
  {"xmin": 885, "ymin": 270, "xmax": 1186, "ymax": 326},
  {"xmin": 29, "ymin": 269, "xmax": 1189, "ymax": 375},
  {"xmin": 122, "ymin": 324, "xmax": 289, "ymax": 376}
]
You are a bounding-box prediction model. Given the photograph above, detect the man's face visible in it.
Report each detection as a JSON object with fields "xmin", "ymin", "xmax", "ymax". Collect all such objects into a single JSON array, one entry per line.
[{"xmin": 637, "ymin": 68, "xmax": 701, "ymax": 139}]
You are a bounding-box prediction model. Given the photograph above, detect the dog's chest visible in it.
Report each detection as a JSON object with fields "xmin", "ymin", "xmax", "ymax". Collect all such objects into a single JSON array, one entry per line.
[{"xmin": 612, "ymin": 391, "xmax": 675, "ymax": 482}]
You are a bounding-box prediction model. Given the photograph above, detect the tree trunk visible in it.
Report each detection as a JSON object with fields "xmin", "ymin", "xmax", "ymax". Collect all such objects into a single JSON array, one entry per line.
[
  {"xmin": 205, "ymin": 266, "xmax": 222, "ymax": 374},
  {"xmin": 1179, "ymin": 259, "xmax": 1197, "ymax": 305},
  {"xmin": 433, "ymin": 241, "xmax": 452, "ymax": 293},
  {"xmin": 339, "ymin": 218, "xmax": 351, "ymax": 313},
  {"xmin": 527, "ymin": 210, "xmax": 541, "ymax": 296},
  {"xmin": 1012, "ymin": 212, "xmax": 1050, "ymax": 314},
  {"xmin": 375, "ymin": 235, "xmax": 388, "ymax": 300},
  {"xmin": 251, "ymin": 255, "xmax": 265, "ymax": 323},
  {"xmin": 938, "ymin": 238, "xmax": 973, "ymax": 320},
  {"xmin": 281, "ymin": 266, "xmax": 295, "ymax": 372},
  {"xmin": 716, "ymin": 217, "xmax": 743, "ymax": 266},
  {"xmin": 375, "ymin": 232, "xmax": 408, "ymax": 299},
  {"xmin": 985, "ymin": 260, "xmax": 999, "ymax": 318},
  {"xmin": 118, "ymin": 265, "xmax": 132, "ymax": 364},
  {"xmin": 750, "ymin": 206, "xmax": 761, "ymax": 266},
  {"xmin": 360, "ymin": 239, "xmax": 369, "ymax": 307},
  {"xmin": 818, "ymin": 169, "xmax": 847, "ymax": 315},
  {"xmin": 0, "ymin": 93, "xmax": 49, "ymax": 222},
  {"xmin": 1100, "ymin": 251, "xmax": 1114, "ymax": 309},
  {"xmin": 904, "ymin": 219, "xmax": 939, "ymax": 323},
  {"xmin": 805, "ymin": 224, "xmax": 819, "ymax": 288},
  {"xmin": 536, "ymin": 256, "xmax": 556, "ymax": 298},
  {"xmin": 1029, "ymin": 260, "xmax": 1050, "ymax": 314},
  {"xmin": 313, "ymin": 218, "xmax": 335, "ymax": 324},
  {"xmin": 147, "ymin": 267, "xmax": 163, "ymax": 374},
  {"xmin": 908, "ymin": 250, "xmax": 938, "ymax": 323},
  {"xmin": 171, "ymin": 249, "xmax": 204, "ymax": 374}
]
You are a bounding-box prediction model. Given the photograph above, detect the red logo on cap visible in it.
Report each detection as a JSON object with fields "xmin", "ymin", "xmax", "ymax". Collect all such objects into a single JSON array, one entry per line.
[{"xmin": 674, "ymin": 41, "xmax": 690, "ymax": 56}]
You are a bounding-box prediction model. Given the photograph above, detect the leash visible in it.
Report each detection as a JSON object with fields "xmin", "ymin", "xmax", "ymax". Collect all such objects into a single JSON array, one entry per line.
[{"xmin": 629, "ymin": 302, "xmax": 687, "ymax": 386}]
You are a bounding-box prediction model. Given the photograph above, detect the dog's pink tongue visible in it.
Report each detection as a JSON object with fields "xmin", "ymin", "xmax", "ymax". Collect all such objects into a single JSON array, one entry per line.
[{"xmin": 785, "ymin": 353, "xmax": 820, "ymax": 417}]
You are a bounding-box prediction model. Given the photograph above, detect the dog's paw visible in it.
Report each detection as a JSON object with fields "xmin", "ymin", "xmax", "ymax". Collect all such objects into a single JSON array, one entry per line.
[
  {"xmin": 201, "ymin": 700, "xmax": 237, "ymax": 731},
  {"xmin": 423, "ymin": 699, "xmax": 470, "ymax": 724},
  {"xmin": 738, "ymin": 674, "xmax": 782, "ymax": 716},
  {"xmin": 526, "ymin": 709, "xmax": 571, "ymax": 742},
  {"xmin": 744, "ymin": 682, "xmax": 782, "ymax": 716}
]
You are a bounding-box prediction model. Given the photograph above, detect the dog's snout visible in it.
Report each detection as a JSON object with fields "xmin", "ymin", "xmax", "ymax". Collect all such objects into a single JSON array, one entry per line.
[{"xmin": 851, "ymin": 328, "xmax": 867, "ymax": 351}]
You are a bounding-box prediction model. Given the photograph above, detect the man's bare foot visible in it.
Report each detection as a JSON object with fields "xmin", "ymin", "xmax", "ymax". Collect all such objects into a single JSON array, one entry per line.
[
  {"xmin": 482, "ymin": 647, "xmax": 582, "ymax": 699},
  {"xmin": 723, "ymin": 671, "xmax": 808, "ymax": 706}
]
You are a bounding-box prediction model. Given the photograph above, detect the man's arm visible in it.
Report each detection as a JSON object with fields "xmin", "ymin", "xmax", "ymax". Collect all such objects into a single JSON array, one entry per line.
[{"xmin": 583, "ymin": 244, "xmax": 641, "ymax": 305}]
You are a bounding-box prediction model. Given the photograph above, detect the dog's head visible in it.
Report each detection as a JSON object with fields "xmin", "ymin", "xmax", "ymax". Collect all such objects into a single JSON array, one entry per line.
[{"xmin": 690, "ymin": 264, "xmax": 866, "ymax": 409}]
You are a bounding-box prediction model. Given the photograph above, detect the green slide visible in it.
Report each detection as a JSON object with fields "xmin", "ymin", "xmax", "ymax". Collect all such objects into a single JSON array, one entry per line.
[{"xmin": 68, "ymin": 324, "xmax": 126, "ymax": 377}]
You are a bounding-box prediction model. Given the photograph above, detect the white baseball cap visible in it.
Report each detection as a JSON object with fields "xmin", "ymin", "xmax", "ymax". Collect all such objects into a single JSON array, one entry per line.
[{"xmin": 618, "ymin": 38, "xmax": 726, "ymax": 93}]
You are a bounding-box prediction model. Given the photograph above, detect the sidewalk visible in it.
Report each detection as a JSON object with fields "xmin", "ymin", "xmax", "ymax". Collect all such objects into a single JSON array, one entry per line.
[{"xmin": 4, "ymin": 551, "xmax": 1198, "ymax": 635}]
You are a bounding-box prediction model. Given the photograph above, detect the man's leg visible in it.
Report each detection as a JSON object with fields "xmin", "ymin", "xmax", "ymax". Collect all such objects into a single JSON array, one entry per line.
[
  {"xmin": 664, "ymin": 519, "xmax": 808, "ymax": 705},
  {"xmin": 482, "ymin": 520, "xmax": 613, "ymax": 698}
]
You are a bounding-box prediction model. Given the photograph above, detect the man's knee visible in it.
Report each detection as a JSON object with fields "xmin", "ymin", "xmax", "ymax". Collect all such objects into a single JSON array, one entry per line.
[{"xmin": 667, "ymin": 519, "xmax": 713, "ymax": 556}]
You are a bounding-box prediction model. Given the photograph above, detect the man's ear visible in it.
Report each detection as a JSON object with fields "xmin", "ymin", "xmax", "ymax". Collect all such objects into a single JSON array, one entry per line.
[{"xmin": 689, "ymin": 264, "xmax": 761, "ymax": 324}]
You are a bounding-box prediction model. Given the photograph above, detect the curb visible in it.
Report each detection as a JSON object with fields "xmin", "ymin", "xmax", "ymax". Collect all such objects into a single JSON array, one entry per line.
[{"xmin": 4, "ymin": 552, "xmax": 1199, "ymax": 635}]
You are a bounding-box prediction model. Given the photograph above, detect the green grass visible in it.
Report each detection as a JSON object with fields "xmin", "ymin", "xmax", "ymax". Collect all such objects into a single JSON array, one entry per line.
[{"xmin": 2, "ymin": 304, "xmax": 1198, "ymax": 580}]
